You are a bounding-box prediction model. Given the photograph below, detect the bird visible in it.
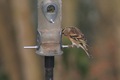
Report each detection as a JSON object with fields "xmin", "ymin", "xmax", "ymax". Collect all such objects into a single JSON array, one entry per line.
[{"xmin": 62, "ymin": 26, "xmax": 91, "ymax": 58}]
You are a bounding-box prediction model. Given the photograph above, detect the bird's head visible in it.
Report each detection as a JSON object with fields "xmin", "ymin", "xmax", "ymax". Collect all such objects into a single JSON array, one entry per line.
[{"xmin": 62, "ymin": 27, "xmax": 71, "ymax": 36}]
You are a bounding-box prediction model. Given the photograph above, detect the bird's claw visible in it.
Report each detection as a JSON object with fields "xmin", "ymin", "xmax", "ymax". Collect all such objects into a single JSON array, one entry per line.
[{"xmin": 67, "ymin": 45, "xmax": 74, "ymax": 48}]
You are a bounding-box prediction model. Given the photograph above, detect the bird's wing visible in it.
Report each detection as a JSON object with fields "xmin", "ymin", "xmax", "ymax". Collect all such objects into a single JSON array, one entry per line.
[
  {"xmin": 69, "ymin": 27, "xmax": 86, "ymax": 43},
  {"xmin": 69, "ymin": 27, "xmax": 89, "ymax": 50}
]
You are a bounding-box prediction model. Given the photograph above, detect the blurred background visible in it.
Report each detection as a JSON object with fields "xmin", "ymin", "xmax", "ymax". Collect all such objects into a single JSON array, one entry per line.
[{"xmin": 0, "ymin": 0, "xmax": 120, "ymax": 80}]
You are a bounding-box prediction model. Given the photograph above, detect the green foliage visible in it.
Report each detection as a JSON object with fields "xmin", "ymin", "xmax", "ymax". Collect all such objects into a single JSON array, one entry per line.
[
  {"xmin": 62, "ymin": 36, "xmax": 72, "ymax": 69},
  {"xmin": 75, "ymin": 49, "xmax": 89, "ymax": 77},
  {"xmin": 0, "ymin": 69, "xmax": 9, "ymax": 80},
  {"xmin": 62, "ymin": 36, "xmax": 90, "ymax": 78}
]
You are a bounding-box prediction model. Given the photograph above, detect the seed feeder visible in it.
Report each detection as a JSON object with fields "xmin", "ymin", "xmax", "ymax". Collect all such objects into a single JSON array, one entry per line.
[
  {"xmin": 24, "ymin": 0, "xmax": 63, "ymax": 80},
  {"xmin": 36, "ymin": 0, "xmax": 63, "ymax": 56}
]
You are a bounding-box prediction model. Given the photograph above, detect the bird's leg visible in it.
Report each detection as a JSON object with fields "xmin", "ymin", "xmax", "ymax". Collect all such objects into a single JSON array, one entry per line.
[
  {"xmin": 76, "ymin": 45, "xmax": 80, "ymax": 48},
  {"xmin": 65, "ymin": 43, "xmax": 75, "ymax": 48},
  {"xmin": 71, "ymin": 43, "xmax": 76, "ymax": 48},
  {"xmin": 67, "ymin": 44, "xmax": 74, "ymax": 48},
  {"xmin": 71, "ymin": 44, "xmax": 74, "ymax": 48}
]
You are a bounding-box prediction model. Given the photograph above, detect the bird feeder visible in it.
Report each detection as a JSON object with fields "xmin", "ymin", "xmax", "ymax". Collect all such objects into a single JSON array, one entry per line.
[
  {"xmin": 24, "ymin": 0, "xmax": 63, "ymax": 80},
  {"xmin": 37, "ymin": 0, "xmax": 63, "ymax": 56}
]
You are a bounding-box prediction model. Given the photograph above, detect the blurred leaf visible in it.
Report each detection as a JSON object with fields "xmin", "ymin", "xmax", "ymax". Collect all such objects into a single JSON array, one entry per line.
[
  {"xmin": 75, "ymin": 49, "xmax": 89, "ymax": 77},
  {"xmin": 0, "ymin": 69, "xmax": 9, "ymax": 80}
]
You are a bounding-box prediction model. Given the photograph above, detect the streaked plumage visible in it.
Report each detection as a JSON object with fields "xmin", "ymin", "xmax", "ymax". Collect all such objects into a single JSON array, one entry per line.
[{"xmin": 62, "ymin": 27, "xmax": 90, "ymax": 58}]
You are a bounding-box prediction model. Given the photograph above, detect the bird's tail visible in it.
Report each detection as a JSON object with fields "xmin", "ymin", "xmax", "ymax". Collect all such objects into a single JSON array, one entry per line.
[{"xmin": 78, "ymin": 43, "xmax": 91, "ymax": 58}]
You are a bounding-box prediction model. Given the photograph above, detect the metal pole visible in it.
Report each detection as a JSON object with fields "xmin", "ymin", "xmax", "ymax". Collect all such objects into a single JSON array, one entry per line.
[{"xmin": 45, "ymin": 56, "xmax": 54, "ymax": 80}]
